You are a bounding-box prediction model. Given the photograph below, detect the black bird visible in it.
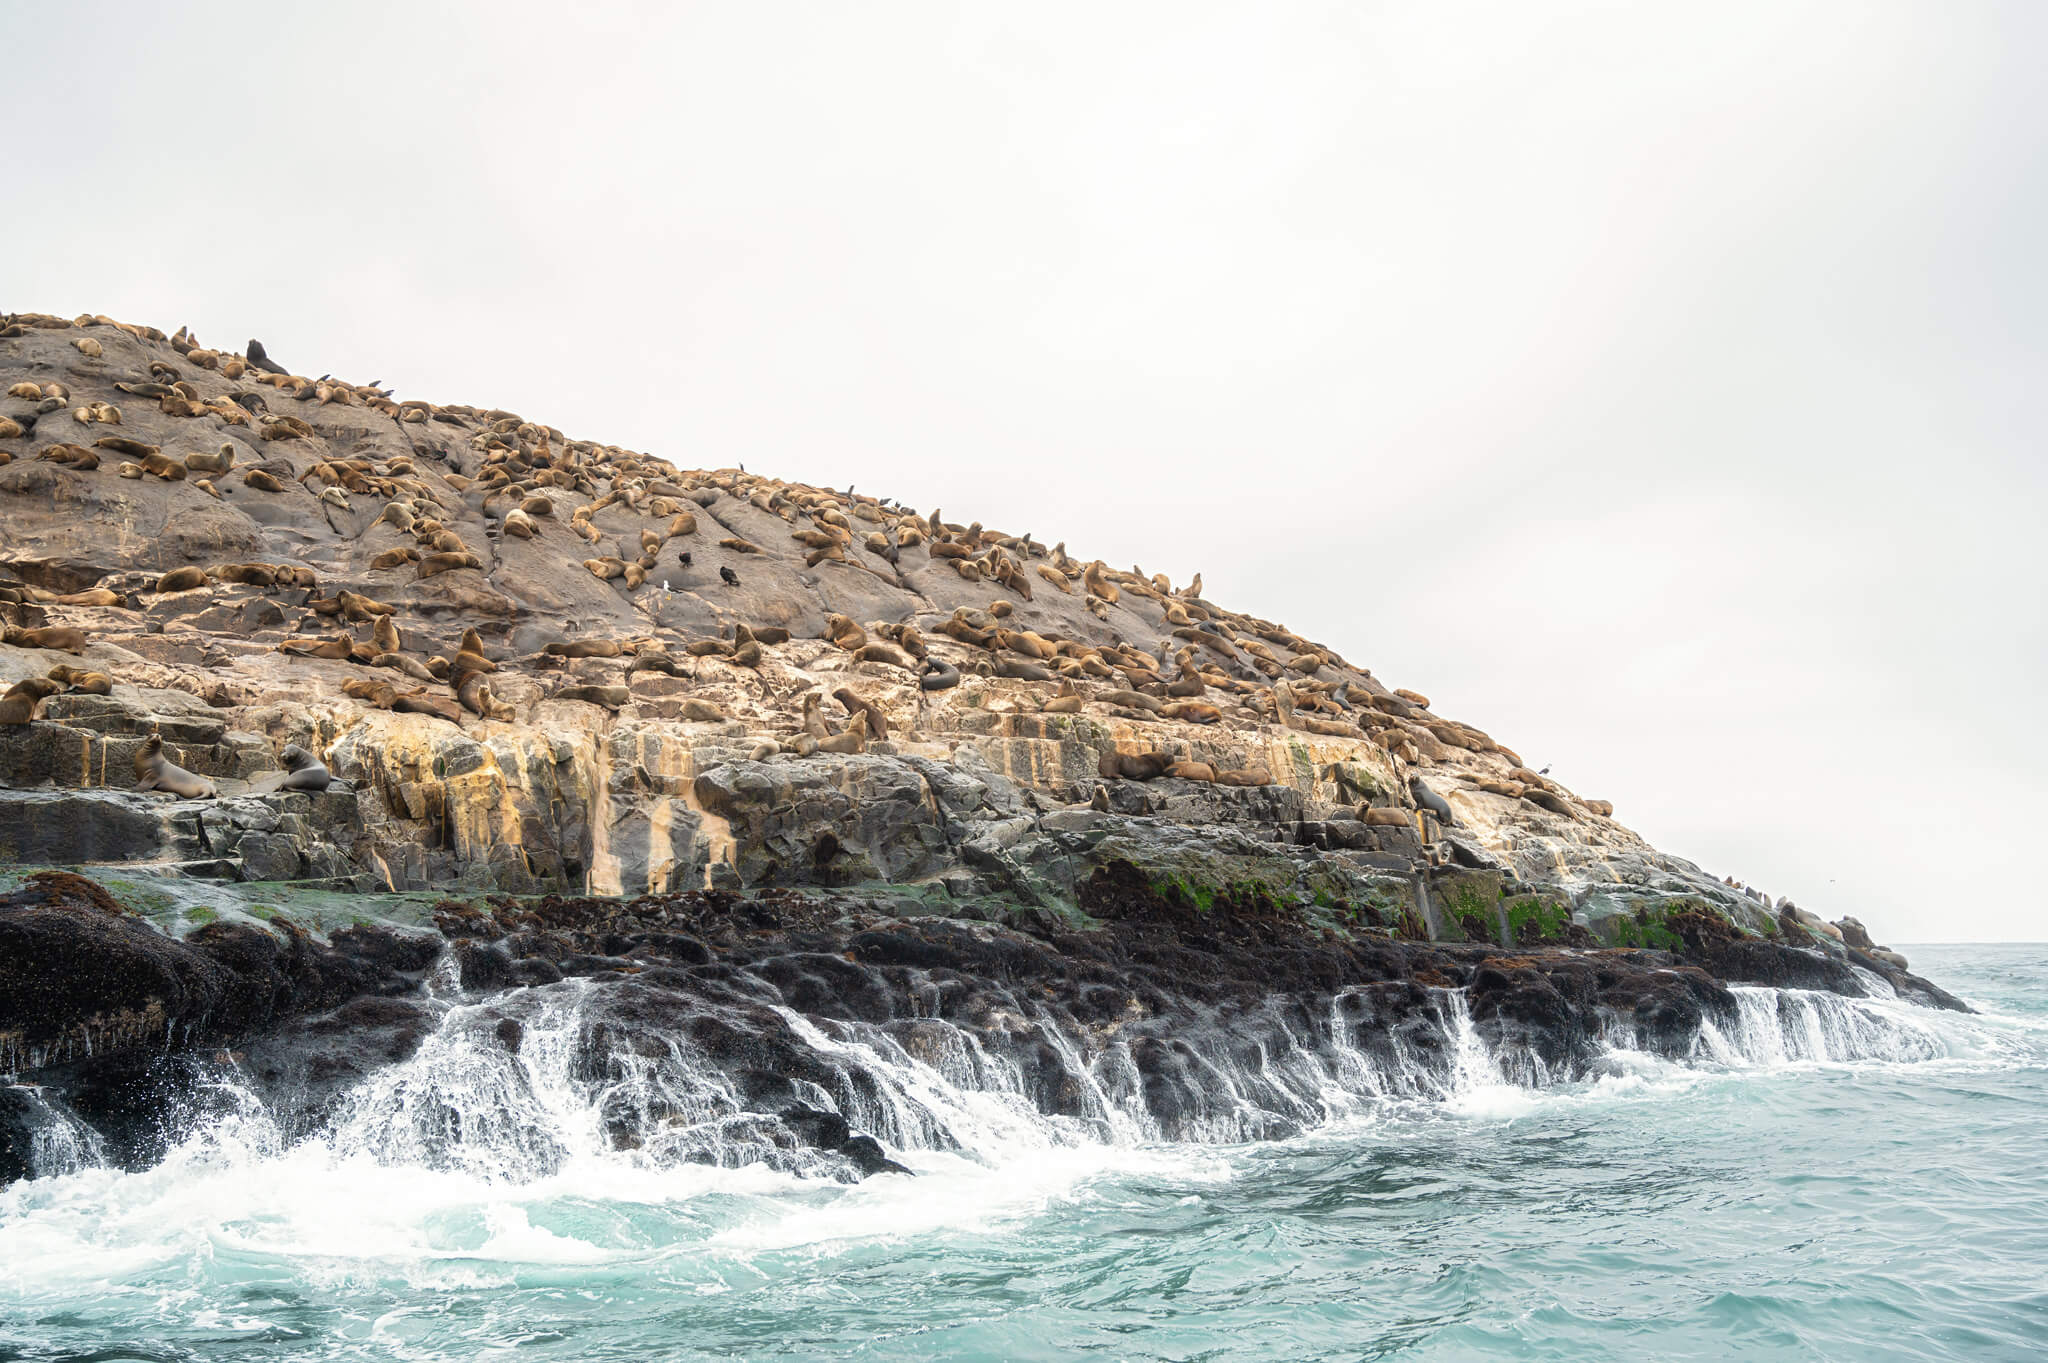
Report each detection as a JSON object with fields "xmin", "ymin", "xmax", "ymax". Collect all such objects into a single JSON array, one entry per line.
[
  {"xmin": 246, "ymin": 338, "xmax": 288, "ymax": 375},
  {"xmin": 677, "ymin": 550, "xmax": 693, "ymax": 567},
  {"xmin": 719, "ymin": 565, "xmax": 739, "ymax": 586},
  {"xmin": 1537, "ymin": 765, "xmax": 1552, "ymax": 776}
]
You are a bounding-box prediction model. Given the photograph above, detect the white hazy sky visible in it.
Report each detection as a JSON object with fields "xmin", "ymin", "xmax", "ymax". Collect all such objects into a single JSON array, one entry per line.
[{"xmin": 7, "ymin": 2, "xmax": 2043, "ymax": 942}]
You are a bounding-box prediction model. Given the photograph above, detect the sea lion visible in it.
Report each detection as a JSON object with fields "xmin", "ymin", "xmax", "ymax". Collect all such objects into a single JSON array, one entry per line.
[
  {"xmin": 276, "ymin": 743, "xmax": 333, "ymax": 792},
  {"xmin": 1098, "ymin": 689, "xmax": 1164, "ymax": 715},
  {"xmin": 1408, "ymin": 778, "xmax": 1456, "ymax": 825},
  {"xmin": 817, "ymin": 711, "xmax": 868, "ymax": 755},
  {"xmin": 679, "ymin": 698, "xmax": 727, "ymax": 722},
  {"xmin": 1105, "ymin": 751, "xmax": 1171, "ymax": 781},
  {"xmin": 214, "ymin": 563, "xmax": 279, "ymax": 587},
  {"xmin": 396, "ymin": 689, "xmax": 466, "ymax": 723},
  {"xmin": 342, "ymin": 677, "xmax": 398, "ymax": 708},
  {"xmin": 1, "ymin": 676, "xmax": 65, "ymax": 724},
  {"xmin": 555, "ymin": 684, "xmax": 631, "ymax": 709},
  {"xmin": 45, "ymin": 664, "xmax": 111, "ymax": 695},
  {"xmin": 544, "ymin": 638, "xmax": 622, "ymax": 659},
  {"xmin": 833, "ymin": 687, "xmax": 890, "ymax": 740},
  {"xmin": 246, "ymin": 339, "xmax": 287, "ymax": 375},
  {"xmin": 140, "ymin": 451, "xmax": 188, "ymax": 481},
  {"xmin": 419, "ymin": 552, "xmax": 482, "ymax": 579},
  {"xmin": 1166, "ymin": 760, "xmax": 1216, "ymax": 782},
  {"xmin": 278, "ymin": 633, "xmax": 353, "ymax": 659},
  {"xmin": 243, "ymin": 468, "xmax": 286, "ymax": 492},
  {"xmin": 369, "ymin": 547, "xmax": 420, "ymax": 571},
  {"xmin": 1214, "ymin": 767, "xmax": 1272, "ymax": 787},
  {"xmin": 372, "ymin": 615, "xmax": 401, "ymax": 655},
  {"xmin": 918, "ymin": 660, "xmax": 961, "ymax": 691},
  {"xmin": 54, "ymin": 588, "xmax": 121, "ymax": 607},
  {"xmin": 134, "ymin": 734, "xmax": 217, "ymax": 798},
  {"xmin": 372, "ymin": 652, "xmax": 438, "ymax": 683},
  {"xmin": 1042, "ymin": 681, "xmax": 1082, "ymax": 714},
  {"xmin": 185, "ymin": 444, "xmax": 236, "ymax": 475},
  {"xmin": 824, "ymin": 614, "xmax": 867, "ymax": 651},
  {"xmin": 39, "ymin": 444, "xmax": 99, "ymax": 470},
  {"xmin": 455, "ymin": 670, "xmax": 497, "ymax": 718},
  {"xmin": 3, "ymin": 626, "xmax": 87, "ymax": 653}
]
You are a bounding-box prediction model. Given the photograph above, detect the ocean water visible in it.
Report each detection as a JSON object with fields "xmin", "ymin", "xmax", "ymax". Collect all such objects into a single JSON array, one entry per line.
[{"xmin": 3, "ymin": 944, "xmax": 2044, "ymax": 1362}]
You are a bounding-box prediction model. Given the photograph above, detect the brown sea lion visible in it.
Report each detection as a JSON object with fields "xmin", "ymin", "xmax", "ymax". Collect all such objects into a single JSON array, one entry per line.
[
  {"xmin": 372, "ymin": 652, "xmax": 438, "ymax": 683},
  {"xmin": 1042, "ymin": 680, "xmax": 1083, "ymax": 714},
  {"xmin": 39, "ymin": 444, "xmax": 100, "ymax": 470},
  {"xmin": 544, "ymin": 639, "xmax": 622, "ymax": 659},
  {"xmin": 833, "ymin": 687, "xmax": 890, "ymax": 740},
  {"xmin": 418, "ymin": 552, "xmax": 481, "ymax": 579},
  {"xmin": 342, "ymin": 678, "xmax": 399, "ymax": 709},
  {"xmin": 141, "ymin": 451, "xmax": 188, "ymax": 481},
  {"xmin": 455, "ymin": 670, "xmax": 496, "ymax": 718},
  {"xmin": 134, "ymin": 734, "xmax": 217, "ymax": 798},
  {"xmin": 3, "ymin": 626, "xmax": 87, "ymax": 653},
  {"xmin": 824, "ymin": 614, "xmax": 867, "ymax": 651},
  {"xmin": 1214, "ymin": 767, "xmax": 1273, "ymax": 787},
  {"xmin": 279, "ymin": 634, "xmax": 353, "ymax": 659},
  {"xmin": 186, "ymin": 444, "xmax": 236, "ymax": 475},
  {"xmin": 45, "ymin": 664, "xmax": 112, "ymax": 695},
  {"xmin": 1166, "ymin": 760, "xmax": 1216, "ymax": 782},
  {"xmin": 817, "ymin": 711, "xmax": 868, "ymax": 755},
  {"xmin": 555, "ymin": 684, "xmax": 630, "ymax": 709}
]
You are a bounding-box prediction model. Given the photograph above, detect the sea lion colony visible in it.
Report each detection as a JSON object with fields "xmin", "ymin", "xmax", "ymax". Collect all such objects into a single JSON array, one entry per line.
[{"xmin": 0, "ymin": 309, "xmax": 1619, "ymax": 869}]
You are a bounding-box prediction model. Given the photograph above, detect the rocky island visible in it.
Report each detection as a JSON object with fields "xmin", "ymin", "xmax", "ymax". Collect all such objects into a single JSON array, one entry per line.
[{"xmin": 0, "ymin": 310, "xmax": 1953, "ymax": 1185}]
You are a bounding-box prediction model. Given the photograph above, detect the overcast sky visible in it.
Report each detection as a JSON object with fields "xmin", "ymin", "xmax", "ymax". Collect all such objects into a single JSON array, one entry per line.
[{"xmin": 7, "ymin": 2, "xmax": 2043, "ymax": 942}]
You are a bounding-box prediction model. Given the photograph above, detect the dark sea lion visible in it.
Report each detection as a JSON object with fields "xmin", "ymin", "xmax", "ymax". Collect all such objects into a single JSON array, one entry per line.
[
  {"xmin": 1408, "ymin": 778, "xmax": 1456, "ymax": 825},
  {"xmin": 246, "ymin": 339, "xmax": 287, "ymax": 375},
  {"xmin": 554, "ymin": 684, "xmax": 630, "ymax": 709},
  {"xmin": 277, "ymin": 743, "xmax": 333, "ymax": 792},
  {"xmin": 134, "ymin": 734, "xmax": 217, "ymax": 798}
]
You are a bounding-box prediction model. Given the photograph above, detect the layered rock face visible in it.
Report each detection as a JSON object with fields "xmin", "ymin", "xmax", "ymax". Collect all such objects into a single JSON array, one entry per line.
[{"xmin": 0, "ymin": 311, "xmax": 1943, "ymax": 1182}]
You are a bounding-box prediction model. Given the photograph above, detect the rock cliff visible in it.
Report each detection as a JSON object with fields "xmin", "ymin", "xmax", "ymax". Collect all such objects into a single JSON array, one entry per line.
[{"xmin": 0, "ymin": 311, "xmax": 1944, "ymax": 1182}]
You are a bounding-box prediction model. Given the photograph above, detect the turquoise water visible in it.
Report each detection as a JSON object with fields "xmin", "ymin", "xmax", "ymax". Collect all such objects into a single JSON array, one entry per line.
[{"xmin": 4, "ymin": 944, "xmax": 2044, "ymax": 1361}]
